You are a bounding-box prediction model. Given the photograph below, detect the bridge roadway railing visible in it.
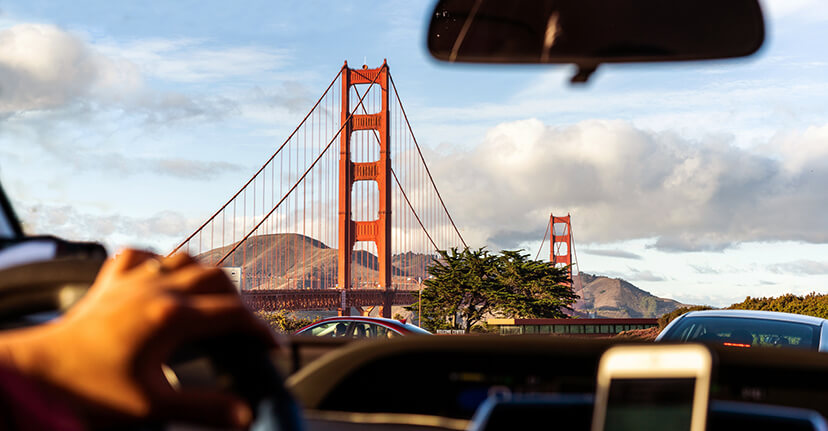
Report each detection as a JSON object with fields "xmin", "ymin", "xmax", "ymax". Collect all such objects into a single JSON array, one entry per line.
[{"xmin": 241, "ymin": 289, "xmax": 418, "ymax": 312}]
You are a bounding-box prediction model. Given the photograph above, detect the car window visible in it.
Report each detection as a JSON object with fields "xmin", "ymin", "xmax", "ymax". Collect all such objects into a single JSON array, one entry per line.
[
  {"xmin": 0, "ymin": 210, "xmax": 15, "ymax": 239},
  {"xmin": 664, "ymin": 316, "xmax": 820, "ymax": 349},
  {"xmin": 350, "ymin": 322, "xmax": 397, "ymax": 338},
  {"xmin": 351, "ymin": 322, "xmax": 370, "ymax": 338},
  {"xmin": 0, "ymin": 185, "xmax": 22, "ymax": 239},
  {"xmin": 373, "ymin": 323, "xmax": 402, "ymax": 338},
  {"xmin": 306, "ymin": 321, "xmax": 351, "ymax": 338}
]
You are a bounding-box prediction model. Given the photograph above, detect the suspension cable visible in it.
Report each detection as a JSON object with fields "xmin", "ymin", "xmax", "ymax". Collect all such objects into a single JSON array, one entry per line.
[
  {"xmin": 389, "ymin": 75, "xmax": 467, "ymax": 248},
  {"xmin": 351, "ymin": 85, "xmax": 439, "ymax": 251},
  {"xmin": 534, "ymin": 215, "xmax": 551, "ymax": 261},
  {"xmin": 391, "ymin": 167, "xmax": 438, "ymax": 250},
  {"xmin": 216, "ymin": 64, "xmax": 387, "ymax": 265},
  {"xmin": 169, "ymin": 67, "xmax": 345, "ymax": 256},
  {"xmin": 569, "ymin": 222, "xmax": 580, "ymax": 276}
]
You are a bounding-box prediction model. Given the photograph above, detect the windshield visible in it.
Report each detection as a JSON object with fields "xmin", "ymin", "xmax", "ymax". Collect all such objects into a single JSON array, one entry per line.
[
  {"xmin": 2, "ymin": 3, "xmax": 828, "ymax": 430},
  {"xmin": 0, "ymin": 3, "xmax": 826, "ymax": 315},
  {"xmin": 663, "ymin": 316, "xmax": 821, "ymax": 349}
]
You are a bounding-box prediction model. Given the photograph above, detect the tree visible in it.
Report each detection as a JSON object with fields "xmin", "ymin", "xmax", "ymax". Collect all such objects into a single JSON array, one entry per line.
[
  {"xmin": 419, "ymin": 248, "xmax": 500, "ymax": 333},
  {"xmin": 491, "ymin": 250, "xmax": 577, "ymax": 319},
  {"xmin": 414, "ymin": 247, "xmax": 579, "ymax": 333}
]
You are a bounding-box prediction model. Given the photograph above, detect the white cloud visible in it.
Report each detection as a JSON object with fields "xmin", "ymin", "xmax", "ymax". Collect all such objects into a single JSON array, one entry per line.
[
  {"xmin": 769, "ymin": 260, "xmax": 828, "ymax": 275},
  {"xmin": 603, "ymin": 268, "xmax": 668, "ymax": 283},
  {"xmin": 0, "ymin": 22, "xmax": 297, "ymax": 125},
  {"xmin": 761, "ymin": 0, "xmax": 828, "ymax": 21},
  {"xmin": 690, "ymin": 264, "xmax": 720, "ymax": 275},
  {"xmin": 763, "ymin": 124, "xmax": 828, "ymax": 174},
  {"xmin": 0, "ymin": 105, "xmax": 245, "ymax": 180},
  {"xmin": 62, "ymin": 152, "xmax": 245, "ymax": 180},
  {"xmin": 19, "ymin": 203, "xmax": 194, "ymax": 252},
  {"xmin": 0, "ymin": 23, "xmax": 142, "ymax": 114},
  {"xmin": 430, "ymin": 118, "xmax": 828, "ymax": 251},
  {"xmin": 413, "ymin": 69, "xmax": 828, "ymax": 161},
  {"xmin": 96, "ymin": 38, "xmax": 290, "ymax": 84},
  {"xmin": 582, "ymin": 248, "xmax": 643, "ymax": 260}
]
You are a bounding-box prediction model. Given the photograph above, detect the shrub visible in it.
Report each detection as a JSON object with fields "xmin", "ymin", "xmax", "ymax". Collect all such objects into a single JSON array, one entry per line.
[
  {"xmin": 615, "ymin": 326, "xmax": 660, "ymax": 341},
  {"xmin": 256, "ymin": 310, "xmax": 319, "ymax": 333},
  {"xmin": 728, "ymin": 293, "xmax": 828, "ymax": 319}
]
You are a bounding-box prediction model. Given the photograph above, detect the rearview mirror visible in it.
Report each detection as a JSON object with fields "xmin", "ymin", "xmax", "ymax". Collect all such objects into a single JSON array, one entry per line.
[{"xmin": 427, "ymin": 0, "xmax": 765, "ymax": 82}]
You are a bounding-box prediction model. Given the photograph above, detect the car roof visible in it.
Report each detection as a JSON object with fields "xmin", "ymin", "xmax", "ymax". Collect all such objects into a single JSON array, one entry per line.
[
  {"xmin": 297, "ymin": 316, "xmax": 433, "ymax": 336},
  {"xmin": 314, "ymin": 316, "xmax": 407, "ymax": 326},
  {"xmin": 682, "ymin": 309, "xmax": 827, "ymax": 326}
]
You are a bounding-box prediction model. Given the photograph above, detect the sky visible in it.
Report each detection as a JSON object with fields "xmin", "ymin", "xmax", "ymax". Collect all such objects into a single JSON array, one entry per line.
[{"xmin": 1, "ymin": 0, "xmax": 827, "ymax": 307}]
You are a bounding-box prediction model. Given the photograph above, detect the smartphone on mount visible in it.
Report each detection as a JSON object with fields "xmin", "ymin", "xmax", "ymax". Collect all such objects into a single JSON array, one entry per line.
[{"xmin": 591, "ymin": 344, "xmax": 713, "ymax": 431}]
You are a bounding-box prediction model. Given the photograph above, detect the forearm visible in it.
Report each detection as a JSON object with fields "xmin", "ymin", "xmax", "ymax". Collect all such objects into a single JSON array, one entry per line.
[
  {"xmin": 0, "ymin": 323, "xmax": 89, "ymax": 430},
  {"xmin": 0, "ymin": 251, "xmax": 266, "ymax": 428},
  {"xmin": 0, "ymin": 323, "xmax": 64, "ymax": 383}
]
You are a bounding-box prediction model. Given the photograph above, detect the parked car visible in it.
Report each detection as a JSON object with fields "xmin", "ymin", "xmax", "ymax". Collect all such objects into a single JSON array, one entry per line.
[
  {"xmin": 656, "ymin": 309, "xmax": 828, "ymax": 352},
  {"xmin": 295, "ymin": 316, "xmax": 432, "ymax": 339}
]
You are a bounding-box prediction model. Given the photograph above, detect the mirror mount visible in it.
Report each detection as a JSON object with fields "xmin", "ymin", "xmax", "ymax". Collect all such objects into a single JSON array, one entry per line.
[{"xmin": 571, "ymin": 64, "xmax": 597, "ymax": 84}]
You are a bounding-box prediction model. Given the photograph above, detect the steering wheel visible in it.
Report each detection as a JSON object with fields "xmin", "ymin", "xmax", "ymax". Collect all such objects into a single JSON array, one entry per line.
[
  {"xmin": 0, "ymin": 257, "xmax": 104, "ymax": 328},
  {"xmin": 0, "ymin": 248, "xmax": 303, "ymax": 431},
  {"xmin": 0, "ymin": 236, "xmax": 107, "ymax": 327},
  {"xmin": 167, "ymin": 335, "xmax": 304, "ymax": 431}
]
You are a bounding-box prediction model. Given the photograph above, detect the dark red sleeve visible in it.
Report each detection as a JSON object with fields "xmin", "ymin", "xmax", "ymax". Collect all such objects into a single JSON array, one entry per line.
[{"xmin": 0, "ymin": 365, "xmax": 85, "ymax": 431}]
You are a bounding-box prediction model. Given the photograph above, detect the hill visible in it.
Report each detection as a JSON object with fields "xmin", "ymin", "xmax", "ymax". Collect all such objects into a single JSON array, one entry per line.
[
  {"xmin": 196, "ymin": 235, "xmax": 685, "ymax": 318},
  {"xmin": 197, "ymin": 233, "xmax": 432, "ymax": 290},
  {"xmin": 572, "ymin": 273, "xmax": 686, "ymax": 318}
]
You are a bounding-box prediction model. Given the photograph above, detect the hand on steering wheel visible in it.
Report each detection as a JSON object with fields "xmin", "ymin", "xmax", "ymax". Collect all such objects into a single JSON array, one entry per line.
[{"xmin": 1, "ymin": 249, "xmax": 277, "ymax": 429}]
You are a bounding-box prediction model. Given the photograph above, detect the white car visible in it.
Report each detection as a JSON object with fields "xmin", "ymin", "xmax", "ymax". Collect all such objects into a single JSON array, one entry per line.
[{"xmin": 657, "ymin": 309, "xmax": 828, "ymax": 352}]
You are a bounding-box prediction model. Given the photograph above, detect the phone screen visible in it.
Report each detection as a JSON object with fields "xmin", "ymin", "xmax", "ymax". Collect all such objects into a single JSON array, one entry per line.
[{"xmin": 603, "ymin": 378, "xmax": 696, "ymax": 431}]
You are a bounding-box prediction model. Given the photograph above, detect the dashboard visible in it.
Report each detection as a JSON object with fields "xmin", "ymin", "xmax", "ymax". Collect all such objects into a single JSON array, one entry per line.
[{"xmin": 288, "ymin": 336, "xmax": 828, "ymax": 423}]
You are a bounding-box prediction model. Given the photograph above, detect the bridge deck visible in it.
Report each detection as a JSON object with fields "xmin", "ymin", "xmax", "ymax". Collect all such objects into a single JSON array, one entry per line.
[{"xmin": 241, "ymin": 289, "xmax": 418, "ymax": 311}]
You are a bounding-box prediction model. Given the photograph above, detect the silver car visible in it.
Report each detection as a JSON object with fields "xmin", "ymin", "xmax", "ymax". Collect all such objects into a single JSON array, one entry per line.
[{"xmin": 656, "ymin": 309, "xmax": 828, "ymax": 352}]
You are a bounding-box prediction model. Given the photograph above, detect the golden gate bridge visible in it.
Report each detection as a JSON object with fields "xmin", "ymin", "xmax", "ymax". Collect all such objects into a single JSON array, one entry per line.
[{"xmin": 169, "ymin": 61, "xmax": 467, "ymax": 317}]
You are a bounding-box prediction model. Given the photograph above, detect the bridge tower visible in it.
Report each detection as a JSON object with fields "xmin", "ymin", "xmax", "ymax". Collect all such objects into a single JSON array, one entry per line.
[
  {"xmin": 550, "ymin": 213, "xmax": 578, "ymax": 286},
  {"xmin": 338, "ymin": 61, "xmax": 392, "ymax": 317}
]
